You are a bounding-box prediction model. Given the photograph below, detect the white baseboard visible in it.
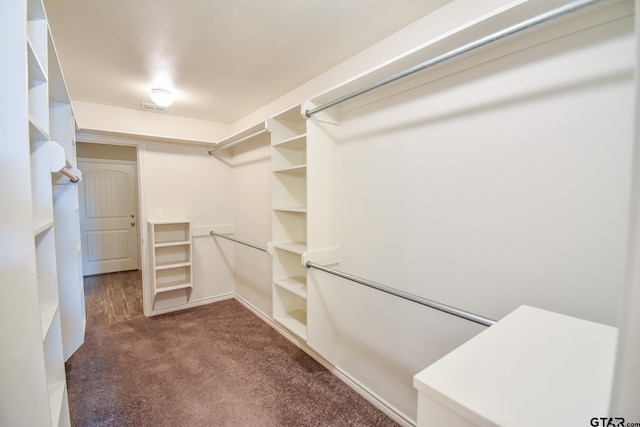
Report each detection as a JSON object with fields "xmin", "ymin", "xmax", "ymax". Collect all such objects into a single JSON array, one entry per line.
[
  {"xmin": 330, "ymin": 365, "xmax": 415, "ymax": 427},
  {"xmin": 233, "ymin": 294, "xmax": 414, "ymax": 427},
  {"xmin": 147, "ymin": 293, "xmax": 234, "ymax": 316}
]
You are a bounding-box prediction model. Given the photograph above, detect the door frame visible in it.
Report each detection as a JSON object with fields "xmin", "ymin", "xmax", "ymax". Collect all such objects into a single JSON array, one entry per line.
[
  {"xmin": 76, "ymin": 134, "xmax": 149, "ymax": 315},
  {"xmin": 77, "ymin": 157, "xmax": 141, "ymax": 273}
]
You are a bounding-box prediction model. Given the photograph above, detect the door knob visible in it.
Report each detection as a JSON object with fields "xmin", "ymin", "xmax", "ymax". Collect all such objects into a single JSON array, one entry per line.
[{"xmin": 131, "ymin": 221, "xmax": 136, "ymax": 227}]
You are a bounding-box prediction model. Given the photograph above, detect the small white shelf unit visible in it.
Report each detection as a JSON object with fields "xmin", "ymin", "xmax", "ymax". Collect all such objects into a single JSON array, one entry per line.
[
  {"xmin": 269, "ymin": 107, "xmax": 309, "ymax": 341},
  {"xmin": 149, "ymin": 221, "xmax": 193, "ymax": 295}
]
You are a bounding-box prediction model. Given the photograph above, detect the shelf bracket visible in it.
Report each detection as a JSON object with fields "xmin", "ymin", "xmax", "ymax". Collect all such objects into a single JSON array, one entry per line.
[{"xmin": 301, "ymin": 247, "xmax": 340, "ymax": 267}]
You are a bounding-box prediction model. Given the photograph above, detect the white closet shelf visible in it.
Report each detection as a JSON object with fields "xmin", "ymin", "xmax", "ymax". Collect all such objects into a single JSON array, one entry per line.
[
  {"xmin": 48, "ymin": 380, "xmax": 66, "ymax": 426},
  {"xmin": 272, "ymin": 133, "xmax": 307, "ymax": 148},
  {"xmin": 29, "ymin": 116, "xmax": 50, "ymax": 141},
  {"xmin": 154, "ymin": 240, "xmax": 191, "ymax": 248},
  {"xmin": 154, "ymin": 282, "xmax": 192, "ymax": 294},
  {"xmin": 273, "ymin": 206, "xmax": 307, "ymax": 213},
  {"xmin": 273, "ymin": 164, "xmax": 307, "ymax": 175},
  {"xmin": 274, "ymin": 276, "xmax": 307, "ymax": 299},
  {"xmin": 39, "ymin": 303, "xmax": 58, "ymax": 341},
  {"xmin": 27, "ymin": 2, "xmax": 46, "ymax": 20},
  {"xmin": 273, "ymin": 242, "xmax": 307, "ymax": 254},
  {"xmin": 213, "ymin": 122, "xmax": 267, "ymax": 147},
  {"xmin": 275, "ymin": 310, "xmax": 308, "ymax": 340},
  {"xmin": 33, "ymin": 218, "xmax": 54, "ymax": 236},
  {"xmin": 27, "ymin": 39, "xmax": 48, "ymax": 82},
  {"xmin": 155, "ymin": 261, "xmax": 191, "ymax": 270}
]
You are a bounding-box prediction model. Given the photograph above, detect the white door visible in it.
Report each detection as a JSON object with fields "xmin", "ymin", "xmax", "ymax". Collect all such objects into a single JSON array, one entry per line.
[{"xmin": 78, "ymin": 160, "xmax": 139, "ymax": 275}]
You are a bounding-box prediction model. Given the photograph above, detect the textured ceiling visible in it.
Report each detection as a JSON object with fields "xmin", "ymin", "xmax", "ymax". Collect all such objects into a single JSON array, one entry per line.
[{"xmin": 44, "ymin": 0, "xmax": 452, "ymax": 123}]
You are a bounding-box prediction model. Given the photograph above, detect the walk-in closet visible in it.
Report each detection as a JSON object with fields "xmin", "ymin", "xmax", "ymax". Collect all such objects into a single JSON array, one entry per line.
[{"xmin": 2, "ymin": 0, "xmax": 639, "ymax": 425}]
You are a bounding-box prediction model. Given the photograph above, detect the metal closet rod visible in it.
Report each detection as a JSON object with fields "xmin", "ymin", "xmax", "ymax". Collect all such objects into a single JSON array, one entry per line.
[
  {"xmin": 305, "ymin": 261, "xmax": 497, "ymax": 327},
  {"xmin": 304, "ymin": 0, "xmax": 604, "ymax": 118},
  {"xmin": 208, "ymin": 129, "xmax": 269, "ymax": 155},
  {"xmin": 209, "ymin": 231, "xmax": 268, "ymax": 253}
]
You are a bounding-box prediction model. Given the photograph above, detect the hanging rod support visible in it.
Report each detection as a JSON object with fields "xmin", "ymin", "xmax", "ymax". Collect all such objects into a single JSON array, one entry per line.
[
  {"xmin": 208, "ymin": 129, "xmax": 269, "ymax": 155},
  {"xmin": 210, "ymin": 231, "xmax": 268, "ymax": 253},
  {"xmin": 305, "ymin": 261, "xmax": 496, "ymax": 327},
  {"xmin": 304, "ymin": 0, "xmax": 605, "ymax": 118},
  {"xmin": 60, "ymin": 167, "xmax": 79, "ymax": 183}
]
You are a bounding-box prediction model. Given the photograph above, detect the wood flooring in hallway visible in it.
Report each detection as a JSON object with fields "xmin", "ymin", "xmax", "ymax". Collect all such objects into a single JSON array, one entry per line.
[{"xmin": 83, "ymin": 270, "xmax": 143, "ymax": 327}]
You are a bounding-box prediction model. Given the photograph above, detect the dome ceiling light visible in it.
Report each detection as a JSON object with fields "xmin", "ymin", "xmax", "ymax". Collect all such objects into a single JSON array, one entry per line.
[{"xmin": 150, "ymin": 88, "xmax": 174, "ymax": 108}]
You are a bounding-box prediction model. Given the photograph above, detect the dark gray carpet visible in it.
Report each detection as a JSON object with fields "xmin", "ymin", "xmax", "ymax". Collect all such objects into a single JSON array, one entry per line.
[{"xmin": 65, "ymin": 299, "xmax": 398, "ymax": 426}]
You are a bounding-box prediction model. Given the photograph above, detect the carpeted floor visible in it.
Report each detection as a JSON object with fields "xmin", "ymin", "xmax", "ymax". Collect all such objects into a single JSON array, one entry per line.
[{"xmin": 66, "ymin": 299, "xmax": 398, "ymax": 426}]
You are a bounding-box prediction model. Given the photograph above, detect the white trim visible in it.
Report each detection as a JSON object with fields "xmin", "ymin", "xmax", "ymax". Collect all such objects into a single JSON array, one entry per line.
[
  {"xmin": 77, "ymin": 157, "xmax": 137, "ymax": 166},
  {"xmin": 147, "ymin": 293, "xmax": 235, "ymax": 317},
  {"xmin": 76, "ymin": 131, "xmax": 146, "ymax": 146},
  {"xmin": 76, "ymin": 130, "xmax": 215, "ymax": 148},
  {"xmin": 332, "ymin": 367, "xmax": 415, "ymax": 427},
  {"xmin": 233, "ymin": 294, "xmax": 414, "ymax": 427},
  {"xmin": 610, "ymin": 0, "xmax": 640, "ymax": 414},
  {"xmin": 74, "ymin": 135, "xmax": 149, "ymax": 316}
]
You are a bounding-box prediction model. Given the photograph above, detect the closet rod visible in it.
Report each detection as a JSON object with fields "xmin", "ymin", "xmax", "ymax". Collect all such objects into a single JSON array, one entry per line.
[
  {"xmin": 208, "ymin": 129, "xmax": 269, "ymax": 155},
  {"xmin": 305, "ymin": 261, "xmax": 496, "ymax": 327},
  {"xmin": 304, "ymin": 0, "xmax": 604, "ymax": 118},
  {"xmin": 60, "ymin": 167, "xmax": 79, "ymax": 183},
  {"xmin": 209, "ymin": 231, "xmax": 268, "ymax": 253}
]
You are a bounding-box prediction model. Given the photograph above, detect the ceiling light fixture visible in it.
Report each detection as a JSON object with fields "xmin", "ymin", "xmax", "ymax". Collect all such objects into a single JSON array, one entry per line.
[{"xmin": 150, "ymin": 88, "xmax": 174, "ymax": 107}]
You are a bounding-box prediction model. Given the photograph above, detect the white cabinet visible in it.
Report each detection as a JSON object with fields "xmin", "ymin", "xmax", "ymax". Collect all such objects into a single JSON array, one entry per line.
[
  {"xmin": 269, "ymin": 108, "xmax": 309, "ymax": 340},
  {"xmin": 413, "ymin": 306, "xmax": 617, "ymax": 426},
  {"xmin": 1, "ymin": 0, "xmax": 80, "ymax": 425},
  {"xmin": 149, "ymin": 221, "xmax": 193, "ymax": 295}
]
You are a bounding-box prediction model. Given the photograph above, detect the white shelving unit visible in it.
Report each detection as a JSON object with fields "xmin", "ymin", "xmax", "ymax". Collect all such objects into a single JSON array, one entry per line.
[
  {"xmin": 50, "ymin": 36, "xmax": 85, "ymax": 360},
  {"xmin": 149, "ymin": 221, "xmax": 193, "ymax": 295},
  {"xmin": 268, "ymin": 107, "xmax": 309, "ymax": 340},
  {"xmin": 1, "ymin": 0, "xmax": 82, "ymax": 424},
  {"xmin": 28, "ymin": 0, "xmax": 72, "ymax": 421}
]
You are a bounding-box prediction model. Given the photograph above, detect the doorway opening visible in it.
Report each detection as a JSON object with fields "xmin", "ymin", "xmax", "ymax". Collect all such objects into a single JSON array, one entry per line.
[{"xmin": 77, "ymin": 141, "xmax": 142, "ymax": 325}]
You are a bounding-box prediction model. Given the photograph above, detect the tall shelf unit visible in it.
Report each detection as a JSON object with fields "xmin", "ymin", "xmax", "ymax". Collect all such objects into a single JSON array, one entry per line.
[
  {"xmin": 149, "ymin": 220, "xmax": 193, "ymax": 296},
  {"xmin": 49, "ymin": 19, "xmax": 85, "ymax": 362},
  {"xmin": 268, "ymin": 108, "xmax": 309, "ymax": 340},
  {"xmin": 1, "ymin": 0, "xmax": 82, "ymax": 425}
]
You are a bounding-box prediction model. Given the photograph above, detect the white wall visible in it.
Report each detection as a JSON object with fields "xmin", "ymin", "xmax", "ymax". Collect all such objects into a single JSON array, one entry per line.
[
  {"xmin": 610, "ymin": 0, "xmax": 640, "ymax": 418},
  {"xmin": 229, "ymin": 0, "xmax": 569, "ymax": 134},
  {"xmin": 139, "ymin": 141, "xmax": 235, "ymax": 313},
  {"xmin": 306, "ymin": 2, "xmax": 634, "ymax": 422},
  {"xmin": 228, "ymin": 139, "xmax": 273, "ymax": 316}
]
